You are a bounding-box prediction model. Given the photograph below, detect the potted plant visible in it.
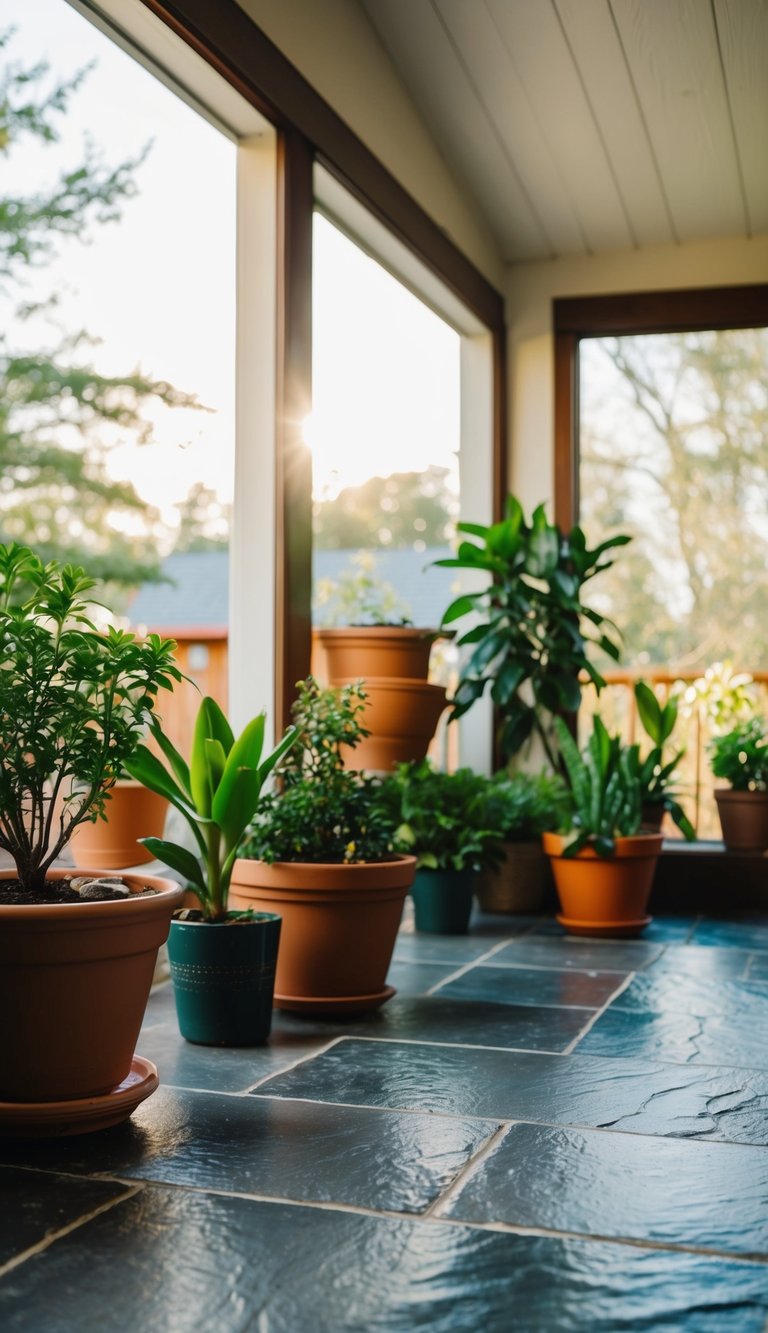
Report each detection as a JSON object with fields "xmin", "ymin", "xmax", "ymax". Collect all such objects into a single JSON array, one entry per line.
[
  {"xmin": 475, "ymin": 770, "xmax": 569, "ymax": 914},
  {"xmin": 125, "ymin": 697, "xmax": 298, "ymax": 1045},
  {"xmin": 709, "ymin": 716, "xmax": 768, "ymax": 850},
  {"xmin": 229, "ymin": 678, "xmax": 416, "ymax": 1014},
  {"xmin": 434, "ymin": 495, "xmax": 629, "ymax": 768},
  {"xmin": 0, "ymin": 542, "xmax": 184, "ymax": 1132},
  {"xmin": 633, "ymin": 680, "xmax": 695, "ymax": 839},
  {"xmin": 381, "ymin": 760, "xmax": 507, "ymax": 934},
  {"xmin": 69, "ymin": 772, "xmax": 169, "ymax": 869},
  {"xmin": 314, "ymin": 552, "xmax": 449, "ymax": 770},
  {"xmin": 542, "ymin": 715, "xmax": 663, "ymax": 937}
]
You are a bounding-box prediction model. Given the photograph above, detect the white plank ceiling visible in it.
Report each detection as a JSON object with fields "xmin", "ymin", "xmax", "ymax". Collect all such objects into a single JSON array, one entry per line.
[{"xmin": 360, "ymin": 0, "xmax": 768, "ymax": 262}]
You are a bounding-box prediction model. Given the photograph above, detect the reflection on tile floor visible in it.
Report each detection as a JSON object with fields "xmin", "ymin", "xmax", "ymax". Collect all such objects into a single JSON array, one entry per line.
[{"xmin": 2, "ymin": 905, "xmax": 768, "ymax": 1331}]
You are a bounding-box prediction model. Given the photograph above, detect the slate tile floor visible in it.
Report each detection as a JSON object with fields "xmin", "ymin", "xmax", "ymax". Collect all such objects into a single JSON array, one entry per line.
[{"xmin": 2, "ymin": 908, "xmax": 768, "ymax": 1331}]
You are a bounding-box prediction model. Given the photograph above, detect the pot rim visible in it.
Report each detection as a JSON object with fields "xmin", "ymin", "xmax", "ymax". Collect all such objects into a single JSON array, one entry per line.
[
  {"xmin": 0, "ymin": 867, "xmax": 183, "ymax": 919},
  {"xmin": 315, "ymin": 626, "xmax": 445, "ymax": 642},
  {"xmin": 542, "ymin": 831, "xmax": 664, "ymax": 860},
  {"xmin": 170, "ymin": 909, "xmax": 282, "ymax": 927}
]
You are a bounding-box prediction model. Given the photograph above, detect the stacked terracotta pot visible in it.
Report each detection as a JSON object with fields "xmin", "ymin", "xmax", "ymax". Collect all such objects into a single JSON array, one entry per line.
[{"xmin": 316, "ymin": 626, "xmax": 448, "ymax": 771}]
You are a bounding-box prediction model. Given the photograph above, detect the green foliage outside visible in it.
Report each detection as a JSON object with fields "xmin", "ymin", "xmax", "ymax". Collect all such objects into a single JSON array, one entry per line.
[
  {"xmin": 0, "ymin": 541, "xmax": 181, "ymax": 891},
  {"xmin": 0, "ymin": 31, "xmax": 199, "ymax": 593},
  {"xmin": 313, "ymin": 466, "xmax": 454, "ymax": 550}
]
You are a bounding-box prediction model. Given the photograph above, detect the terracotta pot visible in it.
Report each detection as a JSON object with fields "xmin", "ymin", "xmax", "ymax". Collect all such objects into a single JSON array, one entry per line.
[
  {"xmin": 317, "ymin": 626, "xmax": 441, "ymax": 683},
  {"xmin": 70, "ymin": 781, "xmax": 169, "ymax": 869},
  {"xmin": 476, "ymin": 841, "xmax": 556, "ymax": 914},
  {"xmin": 337, "ymin": 677, "xmax": 447, "ymax": 771},
  {"xmin": 229, "ymin": 855, "xmax": 416, "ymax": 1014},
  {"xmin": 0, "ymin": 868, "xmax": 183, "ymax": 1101},
  {"xmin": 714, "ymin": 789, "xmax": 768, "ymax": 851},
  {"xmin": 542, "ymin": 831, "xmax": 663, "ymax": 937}
]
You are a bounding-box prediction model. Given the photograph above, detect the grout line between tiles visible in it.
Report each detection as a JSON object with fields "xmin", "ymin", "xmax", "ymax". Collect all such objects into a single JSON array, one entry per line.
[
  {"xmin": 561, "ymin": 970, "xmax": 637, "ymax": 1055},
  {"xmin": 81, "ymin": 1175, "xmax": 768, "ymax": 1267},
  {"xmin": 424, "ymin": 1122, "xmax": 511, "ymax": 1219},
  {"xmin": 0, "ymin": 1183, "xmax": 143, "ymax": 1279},
  {"xmin": 421, "ymin": 938, "xmax": 520, "ymax": 993},
  {"xmin": 245, "ymin": 1036, "xmax": 348, "ymax": 1093}
]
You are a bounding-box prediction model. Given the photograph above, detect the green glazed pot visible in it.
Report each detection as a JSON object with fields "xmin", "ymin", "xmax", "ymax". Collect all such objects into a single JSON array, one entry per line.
[
  {"xmin": 410, "ymin": 868, "xmax": 476, "ymax": 935},
  {"xmin": 167, "ymin": 912, "xmax": 281, "ymax": 1046}
]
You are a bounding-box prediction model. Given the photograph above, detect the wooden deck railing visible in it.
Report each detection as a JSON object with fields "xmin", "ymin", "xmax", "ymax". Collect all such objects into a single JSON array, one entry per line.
[{"xmin": 581, "ymin": 669, "xmax": 768, "ymax": 839}]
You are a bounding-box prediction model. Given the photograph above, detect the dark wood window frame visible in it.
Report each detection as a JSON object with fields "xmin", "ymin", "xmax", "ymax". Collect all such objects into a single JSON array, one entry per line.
[
  {"xmin": 554, "ymin": 284, "xmax": 768, "ymax": 530},
  {"xmin": 140, "ymin": 0, "xmax": 507, "ymax": 731}
]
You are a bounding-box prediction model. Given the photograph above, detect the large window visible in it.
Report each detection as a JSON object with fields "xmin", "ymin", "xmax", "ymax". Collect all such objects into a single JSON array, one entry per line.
[{"xmin": 555, "ymin": 287, "xmax": 768, "ymax": 836}]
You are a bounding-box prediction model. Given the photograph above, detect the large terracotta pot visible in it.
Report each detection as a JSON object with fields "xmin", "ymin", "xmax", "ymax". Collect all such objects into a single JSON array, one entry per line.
[
  {"xmin": 229, "ymin": 855, "xmax": 416, "ymax": 1014},
  {"xmin": 70, "ymin": 780, "xmax": 169, "ymax": 869},
  {"xmin": 714, "ymin": 789, "xmax": 768, "ymax": 851},
  {"xmin": 337, "ymin": 676, "xmax": 448, "ymax": 771},
  {"xmin": 0, "ymin": 868, "xmax": 183, "ymax": 1101},
  {"xmin": 317, "ymin": 626, "xmax": 441, "ymax": 683},
  {"xmin": 476, "ymin": 841, "xmax": 556, "ymax": 914},
  {"xmin": 542, "ymin": 831, "xmax": 663, "ymax": 938}
]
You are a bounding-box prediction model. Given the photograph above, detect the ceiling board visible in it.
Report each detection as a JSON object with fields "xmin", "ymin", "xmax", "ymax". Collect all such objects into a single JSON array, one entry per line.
[
  {"xmin": 437, "ymin": 0, "xmax": 586, "ymax": 257},
  {"xmin": 715, "ymin": 0, "xmax": 768, "ymax": 234},
  {"xmin": 485, "ymin": 0, "xmax": 633, "ymax": 253},
  {"xmin": 611, "ymin": 0, "xmax": 746, "ymax": 240},
  {"xmin": 554, "ymin": 0, "xmax": 675, "ymax": 247},
  {"xmin": 363, "ymin": 0, "xmax": 549, "ymax": 259}
]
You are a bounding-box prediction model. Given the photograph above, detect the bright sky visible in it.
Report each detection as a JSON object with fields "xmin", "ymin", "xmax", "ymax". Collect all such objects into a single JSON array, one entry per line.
[{"xmin": 6, "ymin": 0, "xmax": 461, "ymax": 535}]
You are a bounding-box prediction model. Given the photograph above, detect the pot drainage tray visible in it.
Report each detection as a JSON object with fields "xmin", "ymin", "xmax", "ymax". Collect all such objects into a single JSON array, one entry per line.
[
  {"xmin": 556, "ymin": 914, "xmax": 652, "ymax": 938},
  {"xmin": 275, "ymin": 984, "xmax": 396, "ymax": 1016},
  {"xmin": 0, "ymin": 1056, "xmax": 159, "ymax": 1138}
]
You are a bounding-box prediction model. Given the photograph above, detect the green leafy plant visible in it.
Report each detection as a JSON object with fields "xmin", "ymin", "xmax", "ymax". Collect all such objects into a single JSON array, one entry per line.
[
  {"xmin": 0, "ymin": 542, "xmax": 181, "ymax": 893},
  {"xmin": 485, "ymin": 769, "xmax": 570, "ymax": 843},
  {"xmin": 553, "ymin": 714, "xmax": 642, "ymax": 858},
  {"xmin": 434, "ymin": 495, "xmax": 629, "ymax": 768},
  {"xmin": 709, "ymin": 717, "xmax": 768, "ymax": 792},
  {"xmin": 125, "ymin": 698, "xmax": 297, "ymax": 921},
  {"xmin": 243, "ymin": 678, "xmax": 395, "ymax": 865},
  {"xmin": 314, "ymin": 551, "xmax": 413, "ymax": 627},
  {"xmin": 379, "ymin": 760, "xmax": 507, "ymax": 873},
  {"xmin": 633, "ymin": 681, "xmax": 695, "ymax": 839}
]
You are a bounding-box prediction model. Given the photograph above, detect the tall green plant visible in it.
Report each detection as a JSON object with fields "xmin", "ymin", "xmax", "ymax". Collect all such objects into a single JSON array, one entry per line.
[
  {"xmin": 126, "ymin": 699, "xmax": 297, "ymax": 921},
  {"xmin": 435, "ymin": 496, "xmax": 629, "ymax": 768},
  {"xmin": 554, "ymin": 714, "xmax": 642, "ymax": 858},
  {"xmin": 633, "ymin": 681, "xmax": 695, "ymax": 838},
  {"xmin": 0, "ymin": 542, "xmax": 181, "ymax": 892}
]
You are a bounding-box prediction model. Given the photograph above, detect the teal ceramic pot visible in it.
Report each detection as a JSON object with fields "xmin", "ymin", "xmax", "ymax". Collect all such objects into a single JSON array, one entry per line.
[
  {"xmin": 167, "ymin": 912, "xmax": 281, "ymax": 1046},
  {"xmin": 410, "ymin": 868, "xmax": 476, "ymax": 934}
]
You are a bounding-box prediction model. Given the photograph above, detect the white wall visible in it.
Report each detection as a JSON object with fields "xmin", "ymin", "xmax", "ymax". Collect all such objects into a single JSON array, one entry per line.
[
  {"xmin": 506, "ymin": 234, "xmax": 768, "ymax": 511},
  {"xmin": 236, "ymin": 0, "xmax": 503, "ymax": 288}
]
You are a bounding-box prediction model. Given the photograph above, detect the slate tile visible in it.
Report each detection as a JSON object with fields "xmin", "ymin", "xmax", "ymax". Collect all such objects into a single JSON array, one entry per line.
[
  {"xmin": 492, "ymin": 935, "xmax": 663, "ymax": 973},
  {"xmin": 577, "ymin": 1007, "xmax": 768, "ymax": 1072},
  {"xmin": 690, "ymin": 916, "xmax": 768, "ymax": 952},
  {"xmin": 444, "ymin": 1121, "xmax": 768, "ymax": 1258},
  {"xmin": 0, "ymin": 1087, "xmax": 496, "ymax": 1216},
  {"xmin": 0, "ymin": 1167, "xmax": 131, "ymax": 1267},
  {"xmin": 1, "ymin": 1186, "xmax": 766, "ymax": 1332},
  {"xmin": 645, "ymin": 944, "xmax": 753, "ymax": 979},
  {"xmin": 333, "ymin": 994, "xmax": 592, "ymax": 1052},
  {"xmin": 530, "ymin": 915, "xmax": 696, "ymax": 943},
  {"xmin": 437, "ymin": 964, "xmax": 625, "ymax": 1010},
  {"xmin": 612, "ymin": 971, "xmax": 768, "ymax": 1020},
  {"xmin": 386, "ymin": 960, "xmax": 461, "ymax": 995},
  {"xmin": 136, "ymin": 1018, "xmax": 337, "ymax": 1093},
  {"xmin": 254, "ymin": 1037, "xmax": 768, "ymax": 1145},
  {"xmin": 392, "ymin": 933, "xmax": 511, "ymax": 965},
  {"xmin": 748, "ymin": 953, "xmax": 768, "ymax": 981}
]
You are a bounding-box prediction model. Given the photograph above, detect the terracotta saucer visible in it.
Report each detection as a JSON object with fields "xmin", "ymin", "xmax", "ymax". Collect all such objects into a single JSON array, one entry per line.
[
  {"xmin": 275, "ymin": 984, "xmax": 397, "ymax": 1016},
  {"xmin": 556, "ymin": 914, "xmax": 653, "ymax": 939},
  {"xmin": 0, "ymin": 1056, "xmax": 159, "ymax": 1138}
]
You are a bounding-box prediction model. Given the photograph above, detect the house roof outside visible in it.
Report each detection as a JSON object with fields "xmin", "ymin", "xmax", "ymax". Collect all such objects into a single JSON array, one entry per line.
[{"xmin": 126, "ymin": 547, "xmax": 460, "ymax": 635}]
